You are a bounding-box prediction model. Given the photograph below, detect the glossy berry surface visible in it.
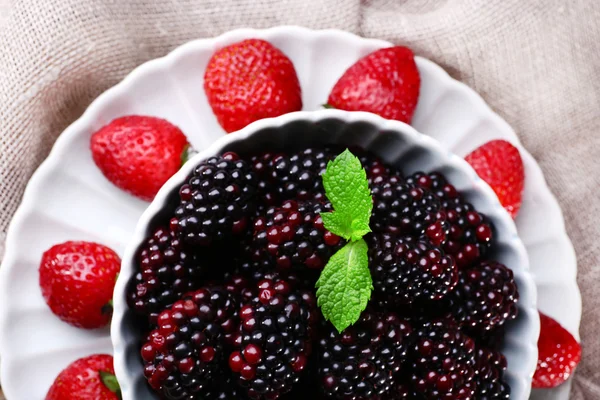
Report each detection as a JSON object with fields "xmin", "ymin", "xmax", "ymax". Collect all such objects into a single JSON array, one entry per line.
[
  {"xmin": 229, "ymin": 277, "xmax": 317, "ymax": 399},
  {"xmin": 270, "ymin": 148, "xmax": 337, "ymax": 201},
  {"xmin": 174, "ymin": 152, "xmax": 258, "ymax": 246},
  {"xmin": 317, "ymin": 311, "xmax": 413, "ymax": 400},
  {"xmin": 407, "ymin": 172, "xmax": 494, "ymax": 268},
  {"xmin": 410, "ymin": 320, "xmax": 477, "ymax": 399},
  {"xmin": 475, "ymin": 347, "xmax": 510, "ymax": 399},
  {"xmin": 248, "ymin": 200, "xmax": 343, "ymax": 273},
  {"xmin": 141, "ymin": 287, "xmax": 238, "ymax": 399},
  {"xmin": 328, "ymin": 46, "xmax": 420, "ymax": 123},
  {"xmin": 46, "ymin": 354, "xmax": 120, "ymax": 400},
  {"xmin": 128, "ymin": 225, "xmax": 206, "ymax": 325},
  {"xmin": 90, "ymin": 115, "xmax": 189, "ymax": 201},
  {"xmin": 250, "ymin": 151, "xmax": 281, "ymax": 209},
  {"xmin": 371, "ymin": 178, "xmax": 446, "ymax": 242},
  {"xmin": 453, "ymin": 261, "xmax": 519, "ymax": 333},
  {"xmin": 355, "ymin": 149, "xmax": 394, "ymax": 185},
  {"xmin": 465, "ymin": 140, "xmax": 524, "ymax": 218},
  {"xmin": 368, "ymin": 235, "xmax": 458, "ymax": 307},
  {"xmin": 204, "ymin": 39, "xmax": 302, "ymax": 133},
  {"xmin": 39, "ymin": 241, "xmax": 120, "ymax": 329},
  {"xmin": 533, "ymin": 312, "xmax": 582, "ymax": 388}
]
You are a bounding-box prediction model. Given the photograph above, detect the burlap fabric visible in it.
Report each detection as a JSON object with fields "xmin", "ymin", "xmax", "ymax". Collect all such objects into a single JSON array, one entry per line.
[{"xmin": 0, "ymin": 1, "xmax": 598, "ymax": 398}]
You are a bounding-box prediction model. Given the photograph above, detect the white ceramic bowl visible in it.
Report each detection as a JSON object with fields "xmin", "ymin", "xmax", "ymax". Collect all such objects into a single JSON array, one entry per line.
[{"xmin": 112, "ymin": 109, "xmax": 539, "ymax": 399}]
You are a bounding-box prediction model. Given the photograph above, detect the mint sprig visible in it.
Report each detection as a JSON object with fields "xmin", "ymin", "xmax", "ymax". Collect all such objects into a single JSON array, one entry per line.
[
  {"xmin": 321, "ymin": 149, "xmax": 372, "ymax": 242},
  {"xmin": 316, "ymin": 149, "xmax": 374, "ymax": 333},
  {"xmin": 316, "ymin": 239, "xmax": 372, "ymax": 333}
]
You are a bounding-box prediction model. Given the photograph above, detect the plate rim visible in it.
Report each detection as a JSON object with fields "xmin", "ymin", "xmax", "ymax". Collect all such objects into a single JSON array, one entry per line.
[{"xmin": 0, "ymin": 26, "xmax": 580, "ymax": 399}]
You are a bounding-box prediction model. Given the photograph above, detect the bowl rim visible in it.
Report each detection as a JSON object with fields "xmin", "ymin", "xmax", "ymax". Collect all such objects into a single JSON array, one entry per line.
[{"xmin": 111, "ymin": 108, "xmax": 539, "ymax": 399}]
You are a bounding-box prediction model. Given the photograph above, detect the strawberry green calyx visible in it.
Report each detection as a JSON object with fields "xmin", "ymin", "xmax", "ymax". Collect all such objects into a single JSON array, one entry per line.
[{"xmin": 100, "ymin": 370, "xmax": 122, "ymax": 399}]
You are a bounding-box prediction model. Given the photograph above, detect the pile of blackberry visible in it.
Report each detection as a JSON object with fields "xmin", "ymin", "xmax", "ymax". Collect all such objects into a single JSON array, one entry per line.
[{"xmin": 129, "ymin": 147, "xmax": 519, "ymax": 399}]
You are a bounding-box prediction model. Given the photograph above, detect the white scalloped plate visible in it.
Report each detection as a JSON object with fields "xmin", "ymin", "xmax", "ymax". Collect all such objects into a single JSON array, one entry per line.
[{"xmin": 0, "ymin": 27, "xmax": 580, "ymax": 399}]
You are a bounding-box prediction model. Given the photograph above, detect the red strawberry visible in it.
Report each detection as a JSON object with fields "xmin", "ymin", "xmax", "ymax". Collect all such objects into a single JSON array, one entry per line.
[
  {"xmin": 204, "ymin": 38, "xmax": 302, "ymax": 133},
  {"xmin": 91, "ymin": 115, "xmax": 189, "ymax": 201},
  {"xmin": 39, "ymin": 241, "xmax": 121, "ymax": 329},
  {"xmin": 533, "ymin": 312, "xmax": 582, "ymax": 388},
  {"xmin": 465, "ymin": 140, "xmax": 525, "ymax": 218},
  {"xmin": 327, "ymin": 46, "xmax": 420, "ymax": 123},
  {"xmin": 46, "ymin": 354, "xmax": 120, "ymax": 399}
]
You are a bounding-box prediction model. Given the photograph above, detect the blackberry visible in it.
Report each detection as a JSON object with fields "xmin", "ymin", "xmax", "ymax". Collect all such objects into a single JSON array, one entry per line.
[
  {"xmin": 371, "ymin": 178, "xmax": 447, "ymax": 244},
  {"xmin": 128, "ymin": 225, "xmax": 205, "ymax": 325},
  {"xmin": 410, "ymin": 320, "xmax": 477, "ymax": 399},
  {"xmin": 248, "ymin": 200, "xmax": 344, "ymax": 273},
  {"xmin": 270, "ymin": 147, "xmax": 336, "ymax": 201},
  {"xmin": 475, "ymin": 347, "xmax": 510, "ymax": 399},
  {"xmin": 453, "ymin": 261, "xmax": 519, "ymax": 333},
  {"xmin": 443, "ymin": 200, "xmax": 494, "ymax": 269},
  {"xmin": 174, "ymin": 152, "xmax": 258, "ymax": 246},
  {"xmin": 228, "ymin": 277, "xmax": 317, "ymax": 399},
  {"xmin": 407, "ymin": 172, "xmax": 494, "ymax": 268},
  {"xmin": 141, "ymin": 286, "xmax": 239, "ymax": 399},
  {"xmin": 368, "ymin": 234, "xmax": 458, "ymax": 307},
  {"xmin": 318, "ymin": 311, "xmax": 413, "ymax": 400}
]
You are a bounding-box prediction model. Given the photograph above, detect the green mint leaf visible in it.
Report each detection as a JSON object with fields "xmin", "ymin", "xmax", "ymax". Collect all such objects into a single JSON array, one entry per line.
[
  {"xmin": 99, "ymin": 370, "xmax": 122, "ymax": 398},
  {"xmin": 321, "ymin": 149, "xmax": 372, "ymax": 241},
  {"xmin": 349, "ymin": 220, "xmax": 371, "ymax": 241},
  {"xmin": 316, "ymin": 239, "xmax": 373, "ymax": 333},
  {"xmin": 321, "ymin": 212, "xmax": 353, "ymax": 240}
]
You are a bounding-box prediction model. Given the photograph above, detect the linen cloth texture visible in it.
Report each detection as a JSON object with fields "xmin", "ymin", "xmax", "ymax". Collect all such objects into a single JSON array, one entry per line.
[{"xmin": 0, "ymin": 0, "xmax": 598, "ymax": 399}]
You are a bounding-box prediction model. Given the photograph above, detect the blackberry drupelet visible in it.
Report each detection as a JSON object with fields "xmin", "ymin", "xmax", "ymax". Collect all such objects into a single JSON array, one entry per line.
[
  {"xmin": 270, "ymin": 147, "xmax": 336, "ymax": 201},
  {"xmin": 368, "ymin": 235, "xmax": 458, "ymax": 307},
  {"xmin": 443, "ymin": 199, "xmax": 494, "ymax": 269},
  {"xmin": 475, "ymin": 347, "xmax": 510, "ymax": 400},
  {"xmin": 225, "ymin": 269, "xmax": 311, "ymax": 304},
  {"xmin": 355, "ymin": 149, "xmax": 394, "ymax": 185},
  {"xmin": 371, "ymin": 178, "xmax": 447, "ymax": 243},
  {"xmin": 174, "ymin": 152, "xmax": 258, "ymax": 246},
  {"xmin": 406, "ymin": 172, "xmax": 459, "ymax": 202},
  {"xmin": 453, "ymin": 261, "xmax": 519, "ymax": 333},
  {"xmin": 407, "ymin": 172, "xmax": 494, "ymax": 268},
  {"xmin": 250, "ymin": 152, "xmax": 280, "ymax": 209},
  {"xmin": 229, "ymin": 276, "xmax": 317, "ymax": 399},
  {"xmin": 318, "ymin": 311, "xmax": 413, "ymax": 400},
  {"xmin": 128, "ymin": 225, "xmax": 206, "ymax": 325},
  {"xmin": 141, "ymin": 286, "xmax": 238, "ymax": 399},
  {"xmin": 248, "ymin": 200, "xmax": 344, "ymax": 274},
  {"xmin": 410, "ymin": 320, "xmax": 477, "ymax": 399}
]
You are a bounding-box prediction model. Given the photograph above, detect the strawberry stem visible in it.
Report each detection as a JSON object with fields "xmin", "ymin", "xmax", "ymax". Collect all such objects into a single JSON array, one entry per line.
[
  {"xmin": 322, "ymin": 103, "xmax": 335, "ymax": 109},
  {"xmin": 99, "ymin": 370, "xmax": 122, "ymax": 399}
]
